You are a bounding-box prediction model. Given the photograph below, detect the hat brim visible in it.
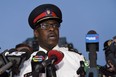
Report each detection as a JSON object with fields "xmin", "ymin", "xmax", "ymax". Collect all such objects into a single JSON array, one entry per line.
[{"xmin": 36, "ymin": 16, "xmax": 62, "ymax": 24}]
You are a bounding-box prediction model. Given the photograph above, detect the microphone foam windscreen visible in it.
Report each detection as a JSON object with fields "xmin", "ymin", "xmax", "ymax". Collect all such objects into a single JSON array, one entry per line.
[
  {"xmin": 48, "ymin": 50, "xmax": 64, "ymax": 64},
  {"xmin": 87, "ymin": 30, "xmax": 97, "ymax": 34}
]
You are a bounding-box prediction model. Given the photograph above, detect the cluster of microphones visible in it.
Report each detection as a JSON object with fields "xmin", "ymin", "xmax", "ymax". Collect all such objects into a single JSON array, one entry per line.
[
  {"xmin": 0, "ymin": 47, "xmax": 64, "ymax": 77},
  {"xmin": 0, "ymin": 48, "xmax": 32, "ymax": 76},
  {"xmin": 31, "ymin": 50, "xmax": 64, "ymax": 77}
]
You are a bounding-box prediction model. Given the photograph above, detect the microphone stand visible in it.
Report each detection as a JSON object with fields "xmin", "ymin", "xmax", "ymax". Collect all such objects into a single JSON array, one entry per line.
[
  {"xmin": 85, "ymin": 30, "xmax": 99, "ymax": 77},
  {"xmin": 46, "ymin": 64, "xmax": 57, "ymax": 77},
  {"xmin": 86, "ymin": 44, "xmax": 99, "ymax": 77}
]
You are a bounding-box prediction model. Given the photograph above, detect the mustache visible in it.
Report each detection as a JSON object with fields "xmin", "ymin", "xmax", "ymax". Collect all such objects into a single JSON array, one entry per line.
[{"xmin": 47, "ymin": 32, "xmax": 58, "ymax": 38}]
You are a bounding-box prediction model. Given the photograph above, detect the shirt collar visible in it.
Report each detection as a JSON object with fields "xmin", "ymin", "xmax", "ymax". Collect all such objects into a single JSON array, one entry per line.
[
  {"xmin": 39, "ymin": 46, "xmax": 47, "ymax": 53},
  {"xmin": 39, "ymin": 45, "xmax": 60, "ymax": 53}
]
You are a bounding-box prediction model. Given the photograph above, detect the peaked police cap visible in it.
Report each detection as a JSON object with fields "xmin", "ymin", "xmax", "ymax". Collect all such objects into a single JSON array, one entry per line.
[{"xmin": 28, "ymin": 4, "xmax": 62, "ymax": 29}]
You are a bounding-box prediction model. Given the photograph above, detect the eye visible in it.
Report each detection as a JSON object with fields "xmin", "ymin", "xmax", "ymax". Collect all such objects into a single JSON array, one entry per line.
[
  {"xmin": 53, "ymin": 24, "xmax": 60, "ymax": 28},
  {"xmin": 40, "ymin": 23, "xmax": 48, "ymax": 29},
  {"xmin": 52, "ymin": 24, "xmax": 57, "ymax": 28}
]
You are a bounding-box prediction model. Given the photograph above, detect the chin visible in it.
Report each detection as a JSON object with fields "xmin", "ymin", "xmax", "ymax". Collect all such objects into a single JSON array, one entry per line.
[{"xmin": 48, "ymin": 42, "xmax": 57, "ymax": 47}]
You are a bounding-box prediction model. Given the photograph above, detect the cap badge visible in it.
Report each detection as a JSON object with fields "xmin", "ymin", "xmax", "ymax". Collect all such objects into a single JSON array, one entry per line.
[{"xmin": 46, "ymin": 9, "xmax": 52, "ymax": 16}]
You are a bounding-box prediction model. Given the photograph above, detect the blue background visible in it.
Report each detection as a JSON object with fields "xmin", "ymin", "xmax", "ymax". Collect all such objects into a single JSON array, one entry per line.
[{"xmin": 0, "ymin": 0, "xmax": 116, "ymax": 66}]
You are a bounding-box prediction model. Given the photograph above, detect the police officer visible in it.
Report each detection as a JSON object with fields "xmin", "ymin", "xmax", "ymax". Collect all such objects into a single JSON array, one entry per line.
[{"xmin": 15, "ymin": 4, "xmax": 85, "ymax": 77}]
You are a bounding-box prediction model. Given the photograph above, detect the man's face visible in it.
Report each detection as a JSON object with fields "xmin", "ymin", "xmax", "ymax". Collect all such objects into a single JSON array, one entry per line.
[{"xmin": 34, "ymin": 19, "xmax": 60, "ymax": 51}]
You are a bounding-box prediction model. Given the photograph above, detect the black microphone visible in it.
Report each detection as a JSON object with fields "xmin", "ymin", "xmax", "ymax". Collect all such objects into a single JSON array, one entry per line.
[
  {"xmin": 45, "ymin": 50, "xmax": 64, "ymax": 77},
  {"xmin": 0, "ymin": 48, "xmax": 31, "ymax": 75},
  {"xmin": 46, "ymin": 64, "xmax": 57, "ymax": 77},
  {"xmin": 85, "ymin": 30, "xmax": 99, "ymax": 67},
  {"xmin": 0, "ymin": 54, "xmax": 5, "ymax": 67},
  {"xmin": 77, "ymin": 61, "xmax": 85, "ymax": 77},
  {"xmin": 42, "ymin": 50, "xmax": 64, "ymax": 67},
  {"xmin": 85, "ymin": 30, "xmax": 99, "ymax": 77},
  {"xmin": 0, "ymin": 48, "xmax": 16, "ymax": 76},
  {"xmin": 0, "ymin": 49, "xmax": 10, "ymax": 67},
  {"xmin": 31, "ymin": 51, "xmax": 46, "ymax": 77}
]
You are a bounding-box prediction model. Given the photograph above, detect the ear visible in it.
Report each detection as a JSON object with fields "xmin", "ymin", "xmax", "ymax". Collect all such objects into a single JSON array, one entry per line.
[{"xmin": 34, "ymin": 29, "xmax": 39, "ymax": 38}]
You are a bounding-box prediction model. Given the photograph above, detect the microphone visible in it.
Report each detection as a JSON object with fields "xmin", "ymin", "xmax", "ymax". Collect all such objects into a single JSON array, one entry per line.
[
  {"xmin": 46, "ymin": 64, "xmax": 57, "ymax": 77},
  {"xmin": 76, "ymin": 61, "xmax": 85, "ymax": 77},
  {"xmin": 85, "ymin": 30, "xmax": 99, "ymax": 67},
  {"xmin": 31, "ymin": 51, "xmax": 46, "ymax": 77},
  {"xmin": 86, "ymin": 30, "xmax": 99, "ymax": 51},
  {"xmin": 0, "ymin": 48, "xmax": 31, "ymax": 75},
  {"xmin": 85, "ymin": 30, "xmax": 99, "ymax": 77},
  {"xmin": 45, "ymin": 50, "xmax": 63, "ymax": 77},
  {"xmin": 0, "ymin": 54, "xmax": 5, "ymax": 67},
  {"xmin": 0, "ymin": 49, "xmax": 10, "ymax": 67},
  {"xmin": 0, "ymin": 48, "xmax": 17, "ymax": 76},
  {"xmin": 42, "ymin": 50, "xmax": 64, "ymax": 67}
]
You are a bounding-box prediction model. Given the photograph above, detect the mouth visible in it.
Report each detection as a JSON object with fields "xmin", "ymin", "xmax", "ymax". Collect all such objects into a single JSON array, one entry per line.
[{"xmin": 48, "ymin": 33, "xmax": 57, "ymax": 40}]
